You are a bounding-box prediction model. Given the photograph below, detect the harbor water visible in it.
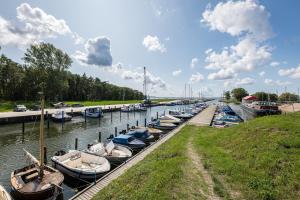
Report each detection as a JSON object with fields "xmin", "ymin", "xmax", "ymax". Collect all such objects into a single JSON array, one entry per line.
[{"xmin": 0, "ymin": 104, "xmax": 190, "ymax": 199}]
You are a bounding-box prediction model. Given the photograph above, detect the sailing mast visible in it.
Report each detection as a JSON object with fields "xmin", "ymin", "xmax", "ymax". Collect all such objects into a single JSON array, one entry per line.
[
  {"xmin": 143, "ymin": 66, "xmax": 147, "ymax": 100},
  {"xmin": 39, "ymin": 93, "xmax": 45, "ymax": 178}
]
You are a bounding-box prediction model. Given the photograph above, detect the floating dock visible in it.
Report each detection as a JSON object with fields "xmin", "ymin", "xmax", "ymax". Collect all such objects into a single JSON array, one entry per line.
[
  {"xmin": 187, "ymin": 105, "xmax": 217, "ymax": 126},
  {"xmin": 70, "ymin": 106, "xmax": 215, "ymax": 200}
]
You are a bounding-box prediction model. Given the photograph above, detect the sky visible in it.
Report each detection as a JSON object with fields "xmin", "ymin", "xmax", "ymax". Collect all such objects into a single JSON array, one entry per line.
[{"xmin": 0, "ymin": 0, "xmax": 300, "ymax": 97}]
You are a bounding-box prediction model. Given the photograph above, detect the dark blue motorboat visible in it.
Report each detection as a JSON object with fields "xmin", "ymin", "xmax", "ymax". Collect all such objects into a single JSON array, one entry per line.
[
  {"xmin": 127, "ymin": 128, "xmax": 155, "ymax": 144},
  {"xmin": 112, "ymin": 134, "xmax": 146, "ymax": 152}
]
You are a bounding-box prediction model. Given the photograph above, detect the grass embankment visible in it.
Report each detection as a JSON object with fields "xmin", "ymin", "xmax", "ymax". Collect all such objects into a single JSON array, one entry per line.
[
  {"xmin": 0, "ymin": 98, "xmax": 175, "ymax": 112},
  {"xmin": 93, "ymin": 112, "xmax": 300, "ymax": 200}
]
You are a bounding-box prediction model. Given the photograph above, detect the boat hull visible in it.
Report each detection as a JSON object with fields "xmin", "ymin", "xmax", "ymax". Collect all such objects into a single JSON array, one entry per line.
[{"xmin": 51, "ymin": 159, "xmax": 106, "ymax": 181}]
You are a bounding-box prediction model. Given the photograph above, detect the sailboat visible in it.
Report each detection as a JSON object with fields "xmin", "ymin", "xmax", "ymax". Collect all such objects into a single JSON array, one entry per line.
[{"xmin": 11, "ymin": 94, "xmax": 64, "ymax": 200}]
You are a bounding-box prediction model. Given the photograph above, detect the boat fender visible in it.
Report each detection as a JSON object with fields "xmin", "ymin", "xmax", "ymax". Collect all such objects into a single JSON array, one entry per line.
[{"xmin": 54, "ymin": 150, "xmax": 66, "ymax": 156}]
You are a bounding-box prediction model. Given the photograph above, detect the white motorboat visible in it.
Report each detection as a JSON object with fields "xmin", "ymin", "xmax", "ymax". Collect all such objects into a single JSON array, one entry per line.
[
  {"xmin": 51, "ymin": 150, "xmax": 110, "ymax": 181},
  {"xmin": 133, "ymin": 104, "xmax": 147, "ymax": 111},
  {"xmin": 120, "ymin": 105, "xmax": 135, "ymax": 112},
  {"xmin": 85, "ymin": 141, "xmax": 132, "ymax": 165},
  {"xmin": 169, "ymin": 110, "xmax": 193, "ymax": 119},
  {"xmin": 159, "ymin": 115, "xmax": 182, "ymax": 124},
  {"xmin": 82, "ymin": 107, "xmax": 103, "ymax": 118},
  {"xmin": 51, "ymin": 110, "xmax": 72, "ymax": 122}
]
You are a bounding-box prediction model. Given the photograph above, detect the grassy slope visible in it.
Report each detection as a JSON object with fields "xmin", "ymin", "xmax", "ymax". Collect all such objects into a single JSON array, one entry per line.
[
  {"xmin": 0, "ymin": 99, "xmax": 175, "ymax": 112},
  {"xmin": 92, "ymin": 112, "xmax": 300, "ymax": 200}
]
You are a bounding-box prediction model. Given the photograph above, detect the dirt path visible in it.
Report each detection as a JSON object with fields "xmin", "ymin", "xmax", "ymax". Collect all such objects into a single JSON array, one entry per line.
[{"xmin": 187, "ymin": 139, "xmax": 222, "ymax": 200}]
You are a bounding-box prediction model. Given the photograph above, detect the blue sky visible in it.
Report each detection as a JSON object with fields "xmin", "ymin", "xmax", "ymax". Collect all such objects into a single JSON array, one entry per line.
[{"xmin": 0, "ymin": 0, "xmax": 300, "ymax": 97}]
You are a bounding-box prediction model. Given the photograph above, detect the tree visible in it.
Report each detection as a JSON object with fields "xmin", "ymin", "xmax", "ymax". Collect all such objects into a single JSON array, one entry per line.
[
  {"xmin": 252, "ymin": 92, "xmax": 278, "ymax": 102},
  {"xmin": 23, "ymin": 43, "xmax": 72, "ymax": 101},
  {"xmin": 231, "ymin": 88, "xmax": 248, "ymax": 101},
  {"xmin": 279, "ymin": 92, "xmax": 299, "ymax": 102},
  {"xmin": 224, "ymin": 91, "xmax": 231, "ymax": 100}
]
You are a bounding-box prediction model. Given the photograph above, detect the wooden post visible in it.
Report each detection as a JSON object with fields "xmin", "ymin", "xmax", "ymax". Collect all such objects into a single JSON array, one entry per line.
[
  {"xmin": 114, "ymin": 127, "xmax": 117, "ymax": 137},
  {"xmin": 62, "ymin": 111, "xmax": 64, "ymax": 124},
  {"xmin": 110, "ymin": 107, "xmax": 113, "ymax": 122},
  {"xmin": 84, "ymin": 109, "xmax": 87, "ymax": 123},
  {"xmin": 71, "ymin": 109, "xmax": 73, "ymax": 117},
  {"xmin": 43, "ymin": 146, "xmax": 47, "ymax": 164},
  {"xmin": 144, "ymin": 118, "xmax": 147, "ymax": 127},
  {"xmin": 75, "ymin": 138, "xmax": 78, "ymax": 150},
  {"xmin": 98, "ymin": 132, "xmax": 102, "ymax": 142},
  {"xmin": 156, "ymin": 112, "xmax": 158, "ymax": 119},
  {"xmin": 22, "ymin": 118, "xmax": 25, "ymax": 134},
  {"xmin": 136, "ymin": 120, "xmax": 139, "ymax": 127},
  {"xmin": 120, "ymin": 110, "xmax": 121, "ymax": 121},
  {"xmin": 127, "ymin": 124, "xmax": 129, "ymax": 131},
  {"xmin": 46, "ymin": 111, "xmax": 50, "ymax": 129}
]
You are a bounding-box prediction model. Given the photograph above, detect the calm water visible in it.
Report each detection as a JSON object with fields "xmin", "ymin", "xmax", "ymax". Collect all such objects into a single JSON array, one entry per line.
[{"xmin": 0, "ymin": 104, "xmax": 189, "ymax": 199}]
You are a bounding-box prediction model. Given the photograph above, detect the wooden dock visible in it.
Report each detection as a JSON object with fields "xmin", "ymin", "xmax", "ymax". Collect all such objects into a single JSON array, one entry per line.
[
  {"xmin": 187, "ymin": 105, "xmax": 217, "ymax": 126},
  {"xmin": 70, "ymin": 106, "xmax": 215, "ymax": 200}
]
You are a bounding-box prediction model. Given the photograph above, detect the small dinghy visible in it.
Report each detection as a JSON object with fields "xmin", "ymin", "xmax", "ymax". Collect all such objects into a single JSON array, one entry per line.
[
  {"xmin": 82, "ymin": 107, "xmax": 103, "ymax": 118},
  {"xmin": 85, "ymin": 141, "xmax": 132, "ymax": 165},
  {"xmin": 51, "ymin": 150, "xmax": 110, "ymax": 181},
  {"xmin": 112, "ymin": 135, "xmax": 146, "ymax": 152},
  {"xmin": 51, "ymin": 111, "xmax": 72, "ymax": 122},
  {"xmin": 0, "ymin": 185, "xmax": 12, "ymax": 200},
  {"xmin": 159, "ymin": 115, "xmax": 182, "ymax": 125},
  {"xmin": 127, "ymin": 128, "xmax": 155, "ymax": 144},
  {"xmin": 148, "ymin": 119, "xmax": 177, "ymax": 130}
]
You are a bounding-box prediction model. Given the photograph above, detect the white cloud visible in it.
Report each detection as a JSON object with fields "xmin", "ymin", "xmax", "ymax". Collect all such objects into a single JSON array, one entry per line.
[
  {"xmin": 235, "ymin": 77, "xmax": 254, "ymax": 86},
  {"xmin": 259, "ymin": 71, "xmax": 265, "ymax": 77},
  {"xmin": 264, "ymin": 79, "xmax": 291, "ymax": 86},
  {"xmin": 190, "ymin": 58, "xmax": 199, "ymax": 69},
  {"xmin": 172, "ymin": 69, "xmax": 182, "ymax": 76},
  {"xmin": 0, "ymin": 3, "xmax": 81, "ymax": 47},
  {"xmin": 278, "ymin": 65, "xmax": 300, "ymax": 79},
  {"xmin": 207, "ymin": 68, "xmax": 236, "ymax": 80},
  {"xmin": 189, "ymin": 72, "xmax": 204, "ymax": 83},
  {"xmin": 142, "ymin": 35, "xmax": 166, "ymax": 53},
  {"xmin": 202, "ymin": 0, "xmax": 273, "ymax": 41},
  {"xmin": 205, "ymin": 37, "xmax": 272, "ymax": 73},
  {"xmin": 74, "ymin": 36, "xmax": 112, "ymax": 67},
  {"xmin": 270, "ymin": 61, "xmax": 280, "ymax": 67}
]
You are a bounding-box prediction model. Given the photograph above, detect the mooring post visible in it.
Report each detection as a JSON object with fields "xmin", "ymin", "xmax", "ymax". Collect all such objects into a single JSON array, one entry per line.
[
  {"xmin": 136, "ymin": 120, "xmax": 139, "ymax": 127},
  {"xmin": 127, "ymin": 123, "xmax": 129, "ymax": 131},
  {"xmin": 84, "ymin": 109, "xmax": 87, "ymax": 123},
  {"xmin": 71, "ymin": 109, "xmax": 73, "ymax": 117},
  {"xmin": 156, "ymin": 112, "xmax": 158, "ymax": 119},
  {"xmin": 62, "ymin": 111, "xmax": 65, "ymax": 124},
  {"xmin": 110, "ymin": 107, "xmax": 113, "ymax": 122},
  {"xmin": 98, "ymin": 132, "xmax": 102, "ymax": 142},
  {"xmin": 114, "ymin": 127, "xmax": 118, "ymax": 137},
  {"xmin": 144, "ymin": 118, "xmax": 147, "ymax": 127},
  {"xmin": 75, "ymin": 138, "xmax": 78, "ymax": 150},
  {"xmin": 44, "ymin": 146, "xmax": 47, "ymax": 164},
  {"xmin": 120, "ymin": 110, "xmax": 122, "ymax": 121},
  {"xmin": 46, "ymin": 111, "xmax": 50, "ymax": 129},
  {"xmin": 22, "ymin": 117, "xmax": 25, "ymax": 134}
]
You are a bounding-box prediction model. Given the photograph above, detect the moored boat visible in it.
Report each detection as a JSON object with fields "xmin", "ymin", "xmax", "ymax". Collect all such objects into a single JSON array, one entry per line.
[
  {"xmin": 112, "ymin": 135, "xmax": 146, "ymax": 152},
  {"xmin": 130, "ymin": 126, "xmax": 163, "ymax": 139},
  {"xmin": 11, "ymin": 94, "xmax": 64, "ymax": 200},
  {"xmin": 82, "ymin": 107, "xmax": 103, "ymax": 118},
  {"xmin": 148, "ymin": 119, "xmax": 177, "ymax": 130},
  {"xmin": 159, "ymin": 115, "xmax": 182, "ymax": 125},
  {"xmin": 85, "ymin": 141, "xmax": 132, "ymax": 165},
  {"xmin": 51, "ymin": 110, "xmax": 72, "ymax": 122},
  {"xmin": 120, "ymin": 105, "xmax": 135, "ymax": 112},
  {"xmin": 169, "ymin": 110, "xmax": 193, "ymax": 119},
  {"xmin": 0, "ymin": 185, "xmax": 12, "ymax": 200},
  {"xmin": 51, "ymin": 150, "xmax": 110, "ymax": 181},
  {"xmin": 127, "ymin": 128, "xmax": 155, "ymax": 144}
]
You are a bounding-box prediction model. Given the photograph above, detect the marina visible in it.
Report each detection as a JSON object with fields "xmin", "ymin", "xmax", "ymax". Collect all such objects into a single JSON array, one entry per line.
[{"xmin": 0, "ymin": 102, "xmax": 210, "ymax": 200}]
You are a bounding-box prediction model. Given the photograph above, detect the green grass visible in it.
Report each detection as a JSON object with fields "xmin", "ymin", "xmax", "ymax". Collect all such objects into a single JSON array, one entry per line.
[
  {"xmin": 0, "ymin": 98, "xmax": 175, "ymax": 112},
  {"xmin": 92, "ymin": 112, "xmax": 300, "ymax": 200}
]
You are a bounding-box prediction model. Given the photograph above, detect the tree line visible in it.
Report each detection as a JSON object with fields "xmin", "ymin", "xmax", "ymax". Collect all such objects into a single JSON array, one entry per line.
[
  {"xmin": 225, "ymin": 88, "xmax": 299, "ymax": 102},
  {"xmin": 0, "ymin": 43, "xmax": 144, "ymax": 102}
]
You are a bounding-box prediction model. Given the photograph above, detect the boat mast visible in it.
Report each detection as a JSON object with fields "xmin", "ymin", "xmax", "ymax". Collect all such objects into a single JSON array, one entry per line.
[
  {"xmin": 39, "ymin": 93, "xmax": 45, "ymax": 177},
  {"xmin": 143, "ymin": 66, "xmax": 147, "ymax": 100}
]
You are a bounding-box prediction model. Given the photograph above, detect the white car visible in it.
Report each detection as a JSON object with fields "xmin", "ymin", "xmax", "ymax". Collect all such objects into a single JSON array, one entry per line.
[{"xmin": 14, "ymin": 105, "xmax": 27, "ymax": 112}]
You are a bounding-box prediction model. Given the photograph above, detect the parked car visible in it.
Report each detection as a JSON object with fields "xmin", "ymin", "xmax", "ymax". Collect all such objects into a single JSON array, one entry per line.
[{"xmin": 14, "ymin": 105, "xmax": 27, "ymax": 112}]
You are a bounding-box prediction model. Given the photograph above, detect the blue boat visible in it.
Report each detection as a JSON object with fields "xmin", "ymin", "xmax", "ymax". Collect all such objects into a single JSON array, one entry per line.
[
  {"xmin": 112, "ymin": 134, "xmax": 146, "ymax": 152},
  {"xmin": 127, "ymin": 128, "xmax": 155, "ymax": 144},
  {"xmin": 215, "ymin": 114, "xmax": 242, "ymax": 124}
]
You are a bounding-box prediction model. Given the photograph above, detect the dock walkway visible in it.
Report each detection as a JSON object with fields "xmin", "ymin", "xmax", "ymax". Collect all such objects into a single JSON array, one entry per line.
[
  {"xmin": 70, "ymin": 106, "xmax": 215, "ymax": 200},
  {"xmin": 187, "ymin": 105, "xmax": 216, "ymax": 126}
]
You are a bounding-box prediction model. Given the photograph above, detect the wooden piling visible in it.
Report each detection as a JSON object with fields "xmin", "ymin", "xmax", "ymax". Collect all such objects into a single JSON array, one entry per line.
[
  {"xmin": 22, "ymin": 118, "xmax": 25, "ymax": 134},
  {"xmin": 136, "ymin": 120, "xmax": 139, "ymax": 127},
  {"xmin": 43, "ymin": 146, "xmax": 47, "ymax": 164},
  {"xmin": 84, "ymin": 109, "xmax": 87, "ymax": 123},
  {"xmin": 62, "ymin": 111, "xmax": 65, "ymax": 124},
  {"xmin": 98, "ymin": 132, "xmax": 102, "ymax": 142},
  {"xmin": 127, "ymin": 124, "xmax": 129, "ymax": 131},
  {"xmin": 110, "ymin": 107, "xmax": 113, "ymax": 122},
  {"xmin": 144, "ymin": 118, "xmax": 147, "ymax": 127},
  {"xmin": 114, "ymin": 127, "xmax": 118, "ymax": 137},
  {"xmin": 75, "ymin": 138, "xmax": 78, "ymax": 150},
  {"xmin": 156, "ymin": 112, "xmax": 158, "ymax": 119}
]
